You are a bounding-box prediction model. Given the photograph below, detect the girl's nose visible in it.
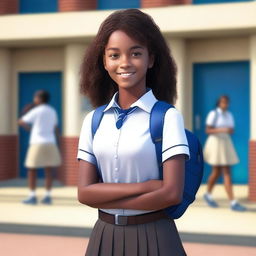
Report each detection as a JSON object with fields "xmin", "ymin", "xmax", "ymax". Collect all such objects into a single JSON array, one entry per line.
[{"xmin": 120, "ymin": 56, "xmax": 131, "ymax": 69}]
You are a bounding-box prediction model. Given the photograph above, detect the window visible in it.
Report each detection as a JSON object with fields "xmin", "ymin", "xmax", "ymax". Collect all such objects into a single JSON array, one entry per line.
[
  {"xmin": 97, "ymin": 0, "xmax": 140, "ymax": 10},
  {"xmin": 19, "ymin": 0, "xmax": 58, "ymax": 14}
]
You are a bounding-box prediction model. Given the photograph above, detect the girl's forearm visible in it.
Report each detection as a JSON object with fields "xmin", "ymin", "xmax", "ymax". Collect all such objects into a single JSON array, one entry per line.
[
  {"xmin": 206, "ymin": 127, "xmax": 233, "ymax": 134},
  {"xmin": 89, "ymin": 186, "xmax": 181, "ymax": 211},
  {"xmin": 78, "ymin": 180, "xmax": 162, "ymax": 206},
  {"xmin": 18, "ymin": 120, "xmax": 31, "ymax": 131}
]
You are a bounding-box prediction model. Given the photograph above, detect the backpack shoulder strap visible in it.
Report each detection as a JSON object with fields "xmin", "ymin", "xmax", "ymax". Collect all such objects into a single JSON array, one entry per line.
[
  {"xmin": 91, "ymin": 104, "xmax": 107, "ymax": 181},
  {"xmin": 212, "ymin": 109, "xmax": 219, "ymax": 127},
  {"xmin": 91, "ymin": 104, "xmax": 108, "ymax": 139},
  {"xmin": 150, "ymin": 101, "xmax": 175, "ymax": 179}
]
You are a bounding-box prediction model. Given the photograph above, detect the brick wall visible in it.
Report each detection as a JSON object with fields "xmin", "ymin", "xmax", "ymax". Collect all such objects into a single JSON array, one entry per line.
[
  {"xmin": 0, "ymin": 0, "xmax": 18, "ymax": 15},
  {"xmin": 141, "ymin": 0, "xmax": 191, "ymax": 8},
  {"xmin": 249, "ymin": 140, "xmax": 256, "ymax": 202},
  {"xmin": 0, "ymin": 135, "xmax": 18, "ymax": 180},
  {"xmin": 58, "ymin": 0, "xmax": 97, "ymax": 12},
  {"xmin": 59, "ymin": 137, "xmax": 79, "ymax": 185}
]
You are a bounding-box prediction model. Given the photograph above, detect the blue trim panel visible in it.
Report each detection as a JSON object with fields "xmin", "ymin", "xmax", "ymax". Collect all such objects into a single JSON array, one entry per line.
[
  {"xmin": 97, "ymin": 0, "xmax": 140, "ymax": 10},
  {"xmin": 19, "ymin": 0, "xmax": 58, "ymax": 14}
]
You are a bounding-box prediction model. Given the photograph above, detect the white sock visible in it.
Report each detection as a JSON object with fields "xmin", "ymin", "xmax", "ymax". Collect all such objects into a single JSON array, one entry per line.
[
  {"xmin": 29, "ymin": 190, "xmax": 36, "ymax": 198},
  {"xmin": 45, "ymin": 190, "xmax": 51, "ymax": 197},
  {"xmin": 231, "ymin": 200, "xmax": 237, "ymax": 206},
  {"xmin": 206, "ymin": 193, "xmax": 213, "ymax": 201}
]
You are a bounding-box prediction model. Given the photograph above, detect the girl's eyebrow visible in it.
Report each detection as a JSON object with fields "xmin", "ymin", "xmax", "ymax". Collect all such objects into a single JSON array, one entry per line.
[{"xmin": 106, "ymin": 45, "xmax": 144, "ymax": 51}]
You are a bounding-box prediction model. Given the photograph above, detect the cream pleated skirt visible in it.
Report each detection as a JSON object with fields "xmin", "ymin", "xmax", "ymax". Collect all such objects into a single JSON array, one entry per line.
[
  {"xmin": 25, "ymin": 143, "xmax": 61, "ymax": 168},
  {"xmin": 203, "ymin": 133, "xmax": 239, "ymax": 166},
  {"xmin": 85, "ymin": 218, "xmax": 187, "ymax": 256}
]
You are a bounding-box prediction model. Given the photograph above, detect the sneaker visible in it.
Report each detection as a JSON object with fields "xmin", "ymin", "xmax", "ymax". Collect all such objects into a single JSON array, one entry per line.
[
  {"xmin": 203, "ymin": 194, "xmax": 219, "ymax": 208},
  {"xmin": 22, "ymin": 196, "xmax": 37, "ymax": 205},
  {"xmin": 41, "ymin": 196, "xmax": 52, "ymax": 205},
  {"xmin": 231, "ymin": 202, "xmax": 247, "ymax": 212}
]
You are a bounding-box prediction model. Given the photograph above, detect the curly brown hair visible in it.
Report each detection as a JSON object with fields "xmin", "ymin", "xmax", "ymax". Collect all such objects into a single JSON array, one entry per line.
[{"xmin": 80, "ymin": 8, "xmax": 177, "ymax": 108}]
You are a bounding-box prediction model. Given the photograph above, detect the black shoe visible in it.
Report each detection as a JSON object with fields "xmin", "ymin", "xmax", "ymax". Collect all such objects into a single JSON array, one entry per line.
[
  {"xmin": 22, "ymin": 196, "xmax": 37, "ymax": 205},
  {"xmin": 41, "ymin": 196, "xmax": 52, "ymax": 205}
]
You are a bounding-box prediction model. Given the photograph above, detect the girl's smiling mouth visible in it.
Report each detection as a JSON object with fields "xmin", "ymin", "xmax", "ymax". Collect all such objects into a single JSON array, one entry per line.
[{"xmin": 116, "ymin": 72, "xmax": 136, "ymax": 78}]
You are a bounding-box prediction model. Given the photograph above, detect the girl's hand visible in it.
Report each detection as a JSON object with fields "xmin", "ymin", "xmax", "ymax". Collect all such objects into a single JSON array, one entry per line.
[
  {"xmin": 206, "ymin": 126, "xmax": 233, "ymax": 135},
  {"xmin": 143, "ymin": 179, "xmax": 163, "ymax": 193},
  {"xmin": 218, "ymin": 127, "xmax": 233, "ymax": 134}
]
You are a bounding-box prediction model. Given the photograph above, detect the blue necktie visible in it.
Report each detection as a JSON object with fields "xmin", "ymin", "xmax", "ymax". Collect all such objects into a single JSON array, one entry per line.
[{"xmin": 114, "ymin": 106, "xmax": 138, "ymax": 129}]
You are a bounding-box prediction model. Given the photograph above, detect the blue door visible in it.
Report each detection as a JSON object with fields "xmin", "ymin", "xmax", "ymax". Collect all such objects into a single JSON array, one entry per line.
[
  {"xmin": 18, "ymin": 72, "xmax": 62, "ymax": 178},
  {"xmin": 193, "ymin": 61, "xmax": 250, "ymax": 184}
]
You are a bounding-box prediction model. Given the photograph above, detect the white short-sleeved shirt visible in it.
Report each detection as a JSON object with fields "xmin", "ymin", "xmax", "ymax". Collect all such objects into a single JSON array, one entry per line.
[
  {"xmin": 22, "ymin": 104, "xmax": 58, "ymax": 145},
  {"xmin": 77, "ymin": 89, "xmax": 190, "ymax": 216},
  {"xmin": 206, "ymin": 107, "xmax": 234, "ymax": 128}
]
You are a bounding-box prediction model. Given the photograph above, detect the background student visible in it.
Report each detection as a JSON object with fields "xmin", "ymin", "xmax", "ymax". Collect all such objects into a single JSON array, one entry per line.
[
  {"xmin": 203, "ymin": 95, "xmax": 246, "ymax": 212},
  {"xmin": 18, "ymin": 90, "xmax": 61, "ymax": 205}
]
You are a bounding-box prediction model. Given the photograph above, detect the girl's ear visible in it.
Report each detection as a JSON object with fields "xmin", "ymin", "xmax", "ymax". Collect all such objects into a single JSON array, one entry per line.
[{"xmin": 148, "ymin": 54, "xmax": 154, "ymax": 69}]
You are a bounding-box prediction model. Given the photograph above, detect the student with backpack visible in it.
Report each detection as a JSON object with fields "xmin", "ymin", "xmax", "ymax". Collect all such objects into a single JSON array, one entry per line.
[
  {"xmin": 77, "ymin": 9, "xmax": 203, "ymax": 256},
  {"xmin": 203, "ymin": 95, "xmax": 246, "ymax": 211},
  {"xmin": 18, "ymin": 90, "xmax": 61, "ymax": 205}
]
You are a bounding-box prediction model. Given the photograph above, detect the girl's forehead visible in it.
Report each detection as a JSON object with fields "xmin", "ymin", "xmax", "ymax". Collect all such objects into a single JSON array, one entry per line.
[{"xmin": 105, "ymin": 30, "xmax": 145, "ymax": 49}]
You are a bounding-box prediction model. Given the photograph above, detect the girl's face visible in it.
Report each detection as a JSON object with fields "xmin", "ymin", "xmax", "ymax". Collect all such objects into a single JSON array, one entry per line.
[
  {"xmin": 33, "ymin": 95, "xmax": 41, "ymax": 105},
  {"xmin": 103, "ymin": 30, "xmax": 154, "ymax": 92},
  {"xmin": 219, "ymin": 97, "xmax": 229, "ymax": 110}
]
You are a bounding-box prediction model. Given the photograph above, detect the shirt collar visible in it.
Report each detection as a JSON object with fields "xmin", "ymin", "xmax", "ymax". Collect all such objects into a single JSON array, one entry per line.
[
  {"xmin": 216, "ymin": 107, "xmax": 226, "ymax": 114},
  {"xmin": 103, "ymin": 88, "xmax": 157, "ymax": 114}
]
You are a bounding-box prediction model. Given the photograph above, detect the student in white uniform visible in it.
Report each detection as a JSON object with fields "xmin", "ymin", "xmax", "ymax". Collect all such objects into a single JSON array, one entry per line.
[
  {"xmin": 77, "ymin": 9, "xmax": 190, "ymax": 256},
  {"xmin": 203, "ymin": 95, "xmax": 246, "ymax": 211},
  {"xmin": 18, "ymin": 90, "xmax": 61, "ymax": 205}
]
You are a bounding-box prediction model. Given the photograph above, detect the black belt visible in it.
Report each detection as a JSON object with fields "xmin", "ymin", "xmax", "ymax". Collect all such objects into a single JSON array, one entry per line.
[{"xmin": 98, "ymin": 209, "xmax": 169, "ymax": 226}]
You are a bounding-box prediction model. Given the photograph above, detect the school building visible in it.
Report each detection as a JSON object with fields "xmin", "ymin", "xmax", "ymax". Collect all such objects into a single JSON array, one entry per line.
[{"xmin": 0, "ymin": 0, "xmax": 255, "ymax": 201}]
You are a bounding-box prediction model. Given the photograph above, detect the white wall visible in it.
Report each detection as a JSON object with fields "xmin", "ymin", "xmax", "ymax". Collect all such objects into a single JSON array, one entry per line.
[
  {"xmin": 167, "ymin": 38, "xmax": 187, "ymax": 115},
  {"xmin": 0, "ymin": 48, "xmax": 12, "ymax": 135},
  {"xmin": 63, "ymin": 44, "xmax": 88, "ymax": 137}
]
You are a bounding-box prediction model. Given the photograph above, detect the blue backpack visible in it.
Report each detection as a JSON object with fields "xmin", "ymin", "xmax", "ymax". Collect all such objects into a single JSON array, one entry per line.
[{"xmin": 91, "ymin": 100, "xmax": 204, "ymax": 219}]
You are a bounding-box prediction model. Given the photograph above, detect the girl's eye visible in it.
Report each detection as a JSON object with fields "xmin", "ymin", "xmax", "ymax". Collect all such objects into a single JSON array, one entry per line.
[
  {"xmin": 132, "ymin": 52, "xmax": 142, "ymax": 57},
  {"xmin": 109, "ymin": 53, "xmax": 119, "ymax": 59}
]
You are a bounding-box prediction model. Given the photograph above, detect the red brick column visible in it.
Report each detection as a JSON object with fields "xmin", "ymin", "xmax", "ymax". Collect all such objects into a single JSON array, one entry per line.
[
  {"xmin": 0, "ymin": 135, "xmax": 18, "ymax": 180},
  {"xmin": 249, "ymin": 140, "xmax": 256, "ymax": 202},
  {"xmin": 59, "ymin": 137, "xmax": 79, "ymax": 185},
  {"xmin": 0, "ymin": 0, "xmax": 18, "ymax": 15},
  {"xmin": 141, "ymin": 0, "xmax": 191, "ymax": 8},
  {"xmin": 58, "ymin": 0, "xmax": 97, "ymax": 12}
]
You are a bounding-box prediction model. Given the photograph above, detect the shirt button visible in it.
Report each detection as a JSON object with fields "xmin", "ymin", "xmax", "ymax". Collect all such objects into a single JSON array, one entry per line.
[
  {"xmin": 115, "ymin": 167, "xmax": 118, "ymax": 171},
  {"xmin": 114, "ymin": 155, "xmax": 118, "ymax": 159}
]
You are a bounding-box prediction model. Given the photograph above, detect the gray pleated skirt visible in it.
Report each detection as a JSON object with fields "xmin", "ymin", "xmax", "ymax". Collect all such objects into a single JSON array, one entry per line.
[{"xmin": 85, "ymin": 218, "xmax": 187, "ymax": 256}]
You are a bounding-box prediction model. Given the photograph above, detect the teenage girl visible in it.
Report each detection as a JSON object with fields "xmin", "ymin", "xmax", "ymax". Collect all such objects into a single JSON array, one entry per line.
[
  {"xmin": 203, "ymin": 95, "xmax": 246, "ymax": 211},
  {"xmin": 77, "ymin": 9, "xmax": 190, "ymax": 256},
  {"xmin": 19, "ymin": 90, "xmax": 61, "ymax": 205}
]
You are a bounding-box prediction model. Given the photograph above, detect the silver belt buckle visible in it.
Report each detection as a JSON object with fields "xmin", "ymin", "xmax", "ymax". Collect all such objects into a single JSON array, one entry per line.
[{"xmin": 115, "ymin": 214, "xmax": 128, "ymax": 225}]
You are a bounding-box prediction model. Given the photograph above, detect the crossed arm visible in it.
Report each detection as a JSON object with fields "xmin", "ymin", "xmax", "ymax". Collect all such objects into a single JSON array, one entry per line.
[
  {"xmin": 77, "ymin": 154, "xmax": 185, "ymax": 211},
  {"xmin": 18, "ymin": 119, "xmax": 31, "ymax": 131},
  {"xmin": 206, "ymin": 126, "xmax": 234, "ymax": 134}
]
